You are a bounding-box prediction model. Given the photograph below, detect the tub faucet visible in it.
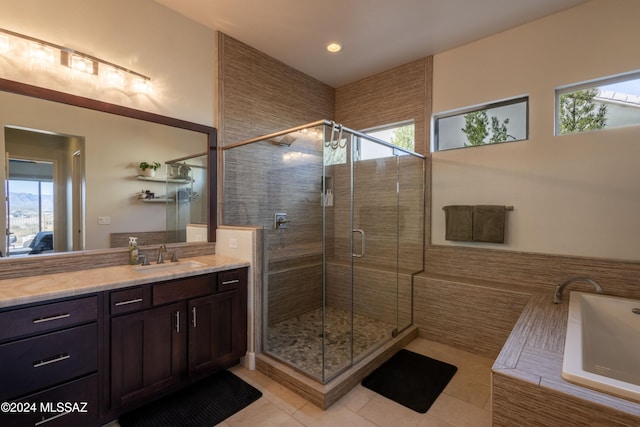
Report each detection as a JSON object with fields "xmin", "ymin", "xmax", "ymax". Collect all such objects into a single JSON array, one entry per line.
[
  {"xmin": 553, "ymin": 277, "xmax": 604, "ymax": 304},
  {"xmin": 157, "ymin": 244, "xmax": 167, "ymax": 264}
]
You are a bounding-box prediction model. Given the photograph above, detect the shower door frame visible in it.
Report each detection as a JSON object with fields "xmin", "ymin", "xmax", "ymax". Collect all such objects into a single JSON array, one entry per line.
[{"xmin": 321, "ymin": 125, "xmax": 415, "ymax": 383}]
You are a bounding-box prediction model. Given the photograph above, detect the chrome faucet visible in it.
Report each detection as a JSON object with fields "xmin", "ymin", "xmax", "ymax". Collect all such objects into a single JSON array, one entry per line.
[
  {"xmin": 157, "ymin": 244, "xmax": 167, "ymax": 264},
  {"xmin": 553, "ymin": 277, "xmax": 604, "ymax": 304}
]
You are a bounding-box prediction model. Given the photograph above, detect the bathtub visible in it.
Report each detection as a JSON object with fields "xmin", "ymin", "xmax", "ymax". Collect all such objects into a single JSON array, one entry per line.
[{"xmin": 562, "ymin": 291, "xmax": 640, "ymax": 403}]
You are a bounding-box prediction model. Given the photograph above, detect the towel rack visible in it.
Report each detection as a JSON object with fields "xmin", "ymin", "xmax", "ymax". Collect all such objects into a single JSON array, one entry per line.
[{"xmin": 442, "ymin": 205, "xmax": 514, "ymax": 211}]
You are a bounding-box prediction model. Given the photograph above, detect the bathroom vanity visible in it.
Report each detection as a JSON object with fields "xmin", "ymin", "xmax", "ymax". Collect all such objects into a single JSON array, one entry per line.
[{"xmin": 0, "ymin": 255, "xmax": 249, "ymax": 427}]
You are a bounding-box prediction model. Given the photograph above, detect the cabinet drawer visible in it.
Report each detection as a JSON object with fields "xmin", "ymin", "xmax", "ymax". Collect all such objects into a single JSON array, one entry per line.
[
  {"xmin": 153, "ymin": 274, "xmax": 215, "ymax": 306},
  {"xmin": 110, "ymin": 287, "xmax": 144, "ymax": 315},
  {"xmin": 2, "ymin": 374, "xmax": 99, "ymax": 427},
  {"xmin": 0, "ymin": 296, "xmax": 97, "ymax": 343},
  {"xmin": 0, "ymin": 323, "xmax": 98, "ymax": 401},
  {"xmin": 218, "ymin": 269, "xmax": 243, "ymax": 292}
]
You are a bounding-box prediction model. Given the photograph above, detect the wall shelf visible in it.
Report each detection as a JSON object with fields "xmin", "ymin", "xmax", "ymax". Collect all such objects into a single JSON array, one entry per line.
[
  {"xmin": 136, "ymin": 175, "xmax": 192, "ymax": 183},
  {"xmin": 140, "ymin": 198, "xmax": 175, "ymax": 203}
]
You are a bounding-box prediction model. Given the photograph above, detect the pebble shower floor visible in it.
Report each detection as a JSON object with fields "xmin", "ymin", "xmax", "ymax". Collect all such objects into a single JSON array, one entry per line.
[{"xmin": 266, "ymin": 306, "xmax": 396, "ymax": 380}]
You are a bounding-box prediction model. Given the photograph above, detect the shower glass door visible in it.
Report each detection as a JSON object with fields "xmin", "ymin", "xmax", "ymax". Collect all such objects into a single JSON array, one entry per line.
[
  {"xmin": 321, "ymin": 127, "xmax": 401, "ymax": 381},
  {"xmin": 351, "ymin": 135, "xmax": 399, "ymax": 364}
]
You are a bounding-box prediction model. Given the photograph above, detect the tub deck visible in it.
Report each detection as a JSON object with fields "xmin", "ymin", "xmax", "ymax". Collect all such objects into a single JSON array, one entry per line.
[{"xmin": 492, "ymin": 292, "xmax": 640, "ymax": 426}]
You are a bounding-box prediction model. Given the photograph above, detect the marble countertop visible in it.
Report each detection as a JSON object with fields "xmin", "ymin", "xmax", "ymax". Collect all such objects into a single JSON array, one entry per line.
[
  {"xmin": 0, "ymin": 254, "xmax": 250, "ymax": 309},
  {"xmin": 493, "ymin": 292, "xmax": 640, "ymax": 417}
]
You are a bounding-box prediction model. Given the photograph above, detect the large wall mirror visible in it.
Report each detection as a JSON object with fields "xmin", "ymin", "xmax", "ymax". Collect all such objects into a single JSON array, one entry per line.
[{"xmin": 0, "ymin": 78, "xmax": 216, "ymax": 258}]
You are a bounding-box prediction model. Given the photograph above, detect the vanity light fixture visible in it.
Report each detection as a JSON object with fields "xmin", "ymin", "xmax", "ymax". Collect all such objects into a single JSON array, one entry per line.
[
  {"xmin": 0, "ymin": 27, "xmax": 152, "ymax": 94},
  {"xmin": 326, "ymin": 42, "xmax": 342, "ymax": 53}
]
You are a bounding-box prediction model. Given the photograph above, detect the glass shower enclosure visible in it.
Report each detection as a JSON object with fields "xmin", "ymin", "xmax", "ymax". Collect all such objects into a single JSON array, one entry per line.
[
  {"xmin": 223, "ymin": 120, "xmax": 424, "ymax": 383},
  {"xmin": 165, "ymin": 153, "xmax": 208, "ymax": 243}
]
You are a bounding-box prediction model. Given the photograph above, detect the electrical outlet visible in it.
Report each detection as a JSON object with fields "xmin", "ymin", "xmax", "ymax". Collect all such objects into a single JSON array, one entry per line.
[
  {"xmin": 229, "ymin": 238, "xmax": 238, "ymax": 249},
  {"xmin": 98, "ymin": 216, "xmax": 111, "ymax": 225}
]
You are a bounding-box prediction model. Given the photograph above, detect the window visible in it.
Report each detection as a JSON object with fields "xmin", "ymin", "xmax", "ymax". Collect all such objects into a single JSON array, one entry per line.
[
  {"xmin": 363, "ymin": 121, "xmax": 415, "ymax": 153},
  {"xmin": 7, "ymin": 175, "xmax": 54, "ymax": 256},
  {"xmin": 433, "ymin": 97, "xmax": 528, "ymax": 151},
  {"xmin": 556, "ymin": 71, "xmax": 640, "ymax": 135}
]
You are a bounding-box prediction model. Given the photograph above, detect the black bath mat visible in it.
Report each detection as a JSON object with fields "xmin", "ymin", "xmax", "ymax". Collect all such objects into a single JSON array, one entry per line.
[
  {"xmin": 362, "ymin": 349, "xmax": 457, "ymax": 413},
  {"xmin": 119, "ymin": 370, "xmax": 262, "ymax": 427}
]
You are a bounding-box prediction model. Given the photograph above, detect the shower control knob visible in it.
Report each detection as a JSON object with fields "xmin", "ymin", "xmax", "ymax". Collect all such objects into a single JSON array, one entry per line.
[{"xmin": 274, "ymin": 213, "xmax": 289, "ymax": 229}]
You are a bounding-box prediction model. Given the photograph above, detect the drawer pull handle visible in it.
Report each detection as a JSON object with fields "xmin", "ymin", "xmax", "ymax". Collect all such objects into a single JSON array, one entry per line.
[
  {"xmin": 114, "ymin": 298, "xmax": 143, "ymax": 307},
  {"xmin": 33, "ymin": 313, "xmax": 70, "ymax": 324},
  {"xmin": 222, "ymin": 279, "xmax": 239, "ymax": 285},
  {"xmin": 35, "ymin": 411, "xmax": 70, "ymax": 426},
  {"xmin": 175, "ymin": 311, "xmax": 180, "ymax": 333},
  {"xmin": 192, "ymin": 307, "xmax": 197, "ymax": 328},
  {"xmin": 33, "ymin": 353, "xmax": 70, "ymax": 368}
]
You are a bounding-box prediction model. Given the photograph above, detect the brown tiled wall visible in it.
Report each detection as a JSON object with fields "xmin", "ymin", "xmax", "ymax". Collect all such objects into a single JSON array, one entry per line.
[
  {"xmin": 425, "ymin": 245, "xmax": 640, "ymax": 297},
  {"xmin": 335, "ymin": 58, "xmax": 432, "ymax": 156},
  {"xmin": 217, "ymin": 33, "xmax": 335, "ymax": 147},
  {"xmin": 219, "ymin": 35, "xmax": 425, "ymax": 329}
]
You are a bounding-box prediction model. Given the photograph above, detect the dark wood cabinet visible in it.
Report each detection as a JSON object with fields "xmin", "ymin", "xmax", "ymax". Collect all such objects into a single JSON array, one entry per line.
[
  {"xmin": 110, "ymin": 301, "xmax": 185, "ymax": 408},
  {"xmin": 0, "ymin": 266, "xmax": 248, "ymax": 426},
  {"xmin": 188, "ymin": 268, "xmax": 247, "ymax": 374},
  {"xmin": 0, "ymin": 295, "xmax": 101, "ymax": 427},
  {"xmin": 108, "ymin": 268, "xmax": 248, "ymax": 414}
]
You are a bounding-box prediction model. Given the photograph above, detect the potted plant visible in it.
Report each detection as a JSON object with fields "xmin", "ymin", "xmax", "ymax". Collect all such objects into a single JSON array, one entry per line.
[{"xmin": 139, "ymin": 161, "xmax": 161, "ymax": 177}]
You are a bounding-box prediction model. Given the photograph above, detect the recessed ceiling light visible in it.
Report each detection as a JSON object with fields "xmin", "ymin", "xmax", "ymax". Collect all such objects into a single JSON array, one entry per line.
[{"xmin": 326, "ymin": 42, "xmax": 342, "ymax": 53}]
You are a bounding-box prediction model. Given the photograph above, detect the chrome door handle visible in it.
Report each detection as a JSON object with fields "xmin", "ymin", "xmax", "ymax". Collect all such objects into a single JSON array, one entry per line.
[
  {"xmin": 33, "ymin": 313, "xmax": 70, "ymax": 324},
  {"xmin": 352, "ymin": 228, "xmax": 365, "ymax": 258},
  {"xmin": 33, "ymin": 353, "xmax": 70, "ymax": 368},
  {"xmin": 114, "ymin": 298, "xmax": 143, "ymax": 307},
  {"xmin": 35, "ymin": 412, "xmax": 71, "ymax": 425}
]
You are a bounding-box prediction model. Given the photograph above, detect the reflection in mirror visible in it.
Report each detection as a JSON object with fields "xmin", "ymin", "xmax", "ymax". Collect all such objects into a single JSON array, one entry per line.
[
  {"xmin": 165, "ymin": 153, "xmax": 208, "ymax": 244},
  {"xmin": 0, "ymin": 79, "xmax": 215, "ymax": 258},
  {"xmin": 5, "ymin": 126, "xmax": 85, "ymax": 256}
]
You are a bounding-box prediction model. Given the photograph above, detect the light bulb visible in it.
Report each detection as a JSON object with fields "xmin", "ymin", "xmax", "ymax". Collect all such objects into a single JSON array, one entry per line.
[
  {"xmin": 104, "ymin": 67, "xmax": 125, "ymax": 89},
  {"xmin": 29, "ymin": 42, "xmax": 55, "ymax": 65},
  {"xmin": 326, "ymin": 42, "xmax": 342, "ymax": 53},
  {"xmin": 70, "ymin": 54, "xmax": 95, "ymax": 74},
  {"xmin": 133, "ymin": 77, "xmax": 153, "ymax": 94},
  {"xmin": 0, "ymin": 33, "xmax": 10, "ymax": 54}
]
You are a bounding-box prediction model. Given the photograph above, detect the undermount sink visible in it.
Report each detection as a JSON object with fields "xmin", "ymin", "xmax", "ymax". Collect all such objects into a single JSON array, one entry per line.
[{"xmin": 133, "ymin": 260, "xmax": 206, "ymax": 273}]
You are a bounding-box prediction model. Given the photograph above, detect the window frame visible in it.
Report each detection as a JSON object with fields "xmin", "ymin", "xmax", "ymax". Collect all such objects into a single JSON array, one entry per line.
[
  {"xmin": 555, "ymin": 70, "xmax": 640, "ymax": 136},
  {"xmin": 432, "ymin": 96, "xmax": 529, "ymax": 152}
]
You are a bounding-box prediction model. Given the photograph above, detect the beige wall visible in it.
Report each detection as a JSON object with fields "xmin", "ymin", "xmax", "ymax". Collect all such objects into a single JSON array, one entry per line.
[
  {"xmin": 0, "ymin": 0, "xmax": 216, "ymax": 125},
  {"xmin": 431, "ymin": 0, "xmax": 640, "ymax": 261}
]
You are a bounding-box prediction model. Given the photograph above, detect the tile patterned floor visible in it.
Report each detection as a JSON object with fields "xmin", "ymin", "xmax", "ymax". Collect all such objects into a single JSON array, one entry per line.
[
  {"xmin": 221, "ymin": 337, "xmax": 494, "ymax": 427},
  {"xmin": 106, "ymin": 337, "xmax": 493, "ymax": 427},
  {"xmin": 266, "ymin": 307, "xmax": 396, "ymax": 380}
]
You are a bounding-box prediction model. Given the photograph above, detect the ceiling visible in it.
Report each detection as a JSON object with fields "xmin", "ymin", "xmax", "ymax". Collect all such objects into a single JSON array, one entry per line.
[{"xmin": 155, "ymin": 0, "xmax": 589, "ymax": 88}]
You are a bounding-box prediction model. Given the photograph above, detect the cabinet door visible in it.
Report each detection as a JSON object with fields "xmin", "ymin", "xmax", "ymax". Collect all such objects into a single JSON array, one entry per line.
[
  {"xmin": 188, "ymin": 289, "xmax": 243, "ymax": 375},
  {"xmin": 111, "ymin": 302, "xmax": 185, "ymax": 408}
]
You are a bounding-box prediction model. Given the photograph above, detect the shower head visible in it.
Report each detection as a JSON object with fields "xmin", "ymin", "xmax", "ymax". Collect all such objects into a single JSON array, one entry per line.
[{"xmin": 267, "ymin": 134, "xmax": 297, "ymax": 147}]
